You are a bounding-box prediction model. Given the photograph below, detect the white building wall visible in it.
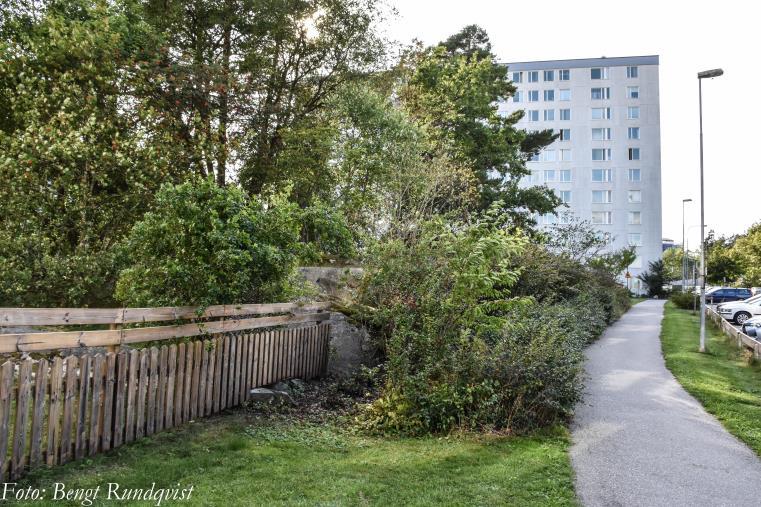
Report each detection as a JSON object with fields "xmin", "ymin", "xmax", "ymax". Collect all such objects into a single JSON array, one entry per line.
[{"xmin": 499, "ymin": 56, "xmax": 662, "ymax": 293}]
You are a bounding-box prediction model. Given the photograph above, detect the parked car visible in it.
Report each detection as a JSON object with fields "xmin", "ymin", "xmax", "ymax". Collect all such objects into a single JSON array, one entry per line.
[
  {"xmin": 705, "ymin": 287, "xmax": 753, "ymax": 304},
  {"xmin": 752, "ymin": 287, "xmax": 761, "ymax": 296},
  {"xmin": 741, "ymin": 316, "xmax": 761, "ymax": 337},
  {"xmin": 717, "ymin": 294, "xmax": 761, "ymax": 324}
]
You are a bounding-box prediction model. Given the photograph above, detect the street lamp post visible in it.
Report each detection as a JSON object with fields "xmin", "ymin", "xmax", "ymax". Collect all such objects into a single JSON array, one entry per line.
[
  {"xmin": 698, "ymin": 68, "xmax": 723, "ymax": 353},
  {"xmin": 682, "ymin": 198, "xmax": 692, "ymax": 291}
]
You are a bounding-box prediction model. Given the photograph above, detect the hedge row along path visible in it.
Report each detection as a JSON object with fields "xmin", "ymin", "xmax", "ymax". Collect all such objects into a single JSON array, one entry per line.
[{"xmin": 570, "ymin": 299, "xmax": 761, "ymax": 507}]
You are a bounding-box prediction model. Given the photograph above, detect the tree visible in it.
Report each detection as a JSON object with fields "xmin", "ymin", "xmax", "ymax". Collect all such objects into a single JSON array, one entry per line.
[
  {"xmin": 705, "ymin": 231, "xmax": 742, "ymax": 285},
  {"xmin": 638, "ymin": 259, "xmax": 668, "ymax": 298},
  {"xmin": 139, "ymin": 0, "xmax": 386, "ymax": 190},
  {"xmin": 397, "ymin": 26, "xmax": 560, "ymax": 226},
  {"xmin": 0, "ymin": 0, "xmax": 187, "ymax": 306},
  {"xmin": 731, "ymin": 222, "xmax": 761, "ymax": 286}
]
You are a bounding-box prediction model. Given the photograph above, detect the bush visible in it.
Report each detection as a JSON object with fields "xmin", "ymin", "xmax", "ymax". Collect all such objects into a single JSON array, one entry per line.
[
  {"xmin": 670, "ymin": 291, "xmax": 697, "ymax": 310},
  {"xmin": 352, "ymin": 205, "xmax": 621, "ymax": 435},
  {"xmin": 115, "ymin": 178, "xmax": 303, "ymax": 307}
]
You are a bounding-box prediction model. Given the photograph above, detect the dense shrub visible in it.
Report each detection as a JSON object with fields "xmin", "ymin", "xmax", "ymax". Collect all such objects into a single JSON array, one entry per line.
[
  {"xmin": 352, "ymin": 205, "xmax": 621, "ymax": 435},
  {"xmin": 115, "ymin": 178, "xmax": 304, "ymax": 307},
  {"xmin": 670, "ymin": 291, "xmax": 697, "ymax": 310}
]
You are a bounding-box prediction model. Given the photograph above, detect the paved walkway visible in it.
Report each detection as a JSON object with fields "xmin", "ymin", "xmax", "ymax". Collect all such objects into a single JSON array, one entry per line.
[{"xmin": 571, "ymin": 299, "xmax": 761, "ymax": 507}]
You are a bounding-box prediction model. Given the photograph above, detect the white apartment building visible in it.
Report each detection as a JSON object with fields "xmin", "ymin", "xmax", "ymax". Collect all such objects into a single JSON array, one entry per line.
[{"xmin": 499, "ymin": 55, "xmax": 662, "ymax": 292}]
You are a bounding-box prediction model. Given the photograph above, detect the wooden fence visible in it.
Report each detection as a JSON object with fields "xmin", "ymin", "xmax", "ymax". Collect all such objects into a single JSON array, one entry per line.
[
  {"xmin": 0, "ymin": 302, "xmax": 332, "ymax": 481},
  {"xmin": 705, "ymin": 306, "xmax": 760, "ymax": 356}
]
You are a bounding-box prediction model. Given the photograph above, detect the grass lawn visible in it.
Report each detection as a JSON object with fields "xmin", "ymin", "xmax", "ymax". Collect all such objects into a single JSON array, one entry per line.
[
  {"xmin": 661, "ymin": 302, "xmax": 761, "ymax": 455},
  {"xmin": 19, "ymin": 411, "xmax": 577, "ymax": 506}
]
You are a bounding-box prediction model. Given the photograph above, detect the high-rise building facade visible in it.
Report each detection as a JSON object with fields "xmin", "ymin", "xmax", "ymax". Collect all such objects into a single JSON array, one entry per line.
[{"xmin": 499, "ymin": 55, "xmax": 662, "ymax": 292}]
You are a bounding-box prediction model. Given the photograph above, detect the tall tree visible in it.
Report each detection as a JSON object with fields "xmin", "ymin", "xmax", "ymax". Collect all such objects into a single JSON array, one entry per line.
[
  {"xmin": 140, "ymin": 0, "xmax": 386, "ymax": 189},
  {"xmin": 398, "ymin": 25, "xmax": 560, "ymax": 226},
  {"xmin": 0, "ymin": 0, "xmax": 188, "ymax": 306}
]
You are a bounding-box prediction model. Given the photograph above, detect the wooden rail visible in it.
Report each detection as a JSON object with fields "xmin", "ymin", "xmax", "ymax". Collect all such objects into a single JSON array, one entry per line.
[
  {"xmin": 0, "ymin": 302, "xmax": 332, "ymax": 481},
  {"xmin": 705, "ymin": 307, "xmax": 761, "ymax": 356}
]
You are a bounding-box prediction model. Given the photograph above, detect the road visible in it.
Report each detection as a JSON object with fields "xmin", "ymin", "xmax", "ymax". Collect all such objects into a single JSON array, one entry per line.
[{"xmin": 570, "ymin": 299, "xmax": 761, "ymax": 507}]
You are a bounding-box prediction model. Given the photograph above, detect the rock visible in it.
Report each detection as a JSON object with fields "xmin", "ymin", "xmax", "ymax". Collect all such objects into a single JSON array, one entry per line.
[
  {"xmin": 272, "ymin": 381, "xmax": 291, "ymax": 393},
  {"xmin": 288, "ymin": 378, "xmax": 306, "ymax": 390},
  {"xmin": 249, "ymin": 387, "xmax": 294, "ymax": 405}
]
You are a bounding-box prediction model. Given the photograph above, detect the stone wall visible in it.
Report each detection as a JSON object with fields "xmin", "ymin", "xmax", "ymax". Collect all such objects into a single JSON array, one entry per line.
[{"xmin": 298, "ymin": 266, "xmax": 372, "ymax": 376}]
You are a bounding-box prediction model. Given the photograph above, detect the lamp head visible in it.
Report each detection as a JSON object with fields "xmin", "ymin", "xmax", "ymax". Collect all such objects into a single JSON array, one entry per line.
[
  {"xmin": 683, "ymin": 198, "xmax": 693, "ymax": 203},
  {"xmin": 698, "ymin": 69, "xmax": 724, "ymax": 79}
]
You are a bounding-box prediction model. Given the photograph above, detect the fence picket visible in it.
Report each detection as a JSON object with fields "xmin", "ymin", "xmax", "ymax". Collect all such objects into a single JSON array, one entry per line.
[
  {"xmin": 60, "ymin": 356, "xmax": 78, "ymax": 463},
  {"xmin": 88, "ymin": 355, "xmax": 105, "ymax": 456},
  {"xmin": 30, "ymin": 358, "xmax": 48, "ymax": 467},
  {"xmin": 102, "ymin": 353, "xmax": 116, "ymax": 451},
  {"xmin": 74, "ymin": 355, "xmax": 90, "ymax": 461},
  {"xmin": 156, "ymin": 346, "xmax": 167, "ymax": 432},
  {"xmin": 174, "ymin": 343, "xmax": 185, "ymax": 426},
  {"xmin": 147, "ymin": 348, "xmax": 158, "ymax": 436},
  {"xmin": 112, "ymin": 352, "xmax": 128, "ymax": 448},
  {"xmin": 183, "ymin": 343, "xmax": 193, "ymax": 422},
  {"xmin": 0, "ymin": 362, "xmax": 13, "ymax": 479},
  {"xmin": 165, "ymin": 345, "xmax": 176, "ymax": 429},
  {"xmin": 136, "ymin": 349, "xmax": 148, "ymax": 439},
  {"xmin": 46, "ymin": 357, "xmax": 64, "ymax": 465},
  {"xmin": 125, "ymin": 350, "xmax": 138, "ymax": 443}
]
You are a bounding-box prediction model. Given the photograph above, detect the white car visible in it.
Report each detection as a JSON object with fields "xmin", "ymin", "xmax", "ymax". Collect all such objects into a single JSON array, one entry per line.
[{"xmin": 717, "ymin": 294, "xmax": 761, "ymax": 324}]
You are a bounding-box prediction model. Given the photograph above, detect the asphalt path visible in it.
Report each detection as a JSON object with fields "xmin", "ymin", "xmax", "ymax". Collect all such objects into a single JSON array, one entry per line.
[{"xmin": 570, "ymin": 299, "xmax": 761, "ymax": 507}]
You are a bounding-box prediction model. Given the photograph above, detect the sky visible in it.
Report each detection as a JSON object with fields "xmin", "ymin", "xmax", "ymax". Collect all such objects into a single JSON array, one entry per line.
[{"xmin": 383, "ymin": 0, "xmax": 759, "ymax": 249}]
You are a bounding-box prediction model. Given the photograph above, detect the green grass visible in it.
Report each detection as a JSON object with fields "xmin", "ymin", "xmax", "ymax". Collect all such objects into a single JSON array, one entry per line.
[
  {"xmin": 630, "ymin": 296, "xmax": 647, "ymax": 306},
  {"xmin": 661, "ymin": 302, "xmax": 761, "ymax": 455},
  {"xmin": 18, "ymin": 412, "xmax": 577, "ymax": 506}
]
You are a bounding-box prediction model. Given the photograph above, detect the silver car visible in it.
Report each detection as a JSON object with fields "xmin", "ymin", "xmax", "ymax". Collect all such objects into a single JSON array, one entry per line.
[{"xmin": 741, "ymin": 316, "xmax": 761, "ymax": 338}]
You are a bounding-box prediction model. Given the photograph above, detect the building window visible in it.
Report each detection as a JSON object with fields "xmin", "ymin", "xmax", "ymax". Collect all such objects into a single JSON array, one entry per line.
[
  {"xmin": 528, "ymin": 71, "xmax": 539, "ymax": 83},
  {"xmin": 513, "ymin": 91, "xmax": 523, "ymax": 103},
  {"xmin": 544, "ymin": 90, "xmax": 555, "ymax": 101},
  {"xmin": 627, "ymin": 86, "xmax": 640, "ymax": 99},
  {"xmin": 542, "ymin": 150, "xmax": 556, "ymax": 162},
  {"xmin": 529, "ymin": 152, "xmax": 540, "ymax": 162},
  {"xmin": 591, "ymin": 107, "xmax": 612, "ymax": 120},
  {"xmin": 512, "ymin": 71, "xmax": 523, "ymax": 83},
  {"xmin": 591, "ymin": 127, "xmax": 612, "ymax": 140},
  {"xmin": 628, "ymin": 168, "xmax": 641, "ymax": 181},
  {"xmin": 544, "ymin": 109, "xmax": 555, "ymax": 121},
  {"xmin": 591, "ymin": 87, "xmax": 611, "ymax": 100},
  {"xmin": 560, "ymin": 149, "xmax": 572, "ymax": 161},
  {"xmin": 592, "ymin": 148, "xmax": 612, "ymax": 161},
  {"xmin": 527, "ymin": 110, "xmax": 539, "ymax": 122},
  {"xmin": 544, "ymin": 169, "xmax": 556, "ymax": 182},
  {"xmin": 627, "ymin": 66, "xmax": 638, "ymax": 78},
  {"xmin": 528, "ymin": 90, "xmax": 539, "ymax": 102},
  {"xmin": 628, "ymin": 190, "xmax": 642, "ymax": 203},
  {"xmin": 559, "ymin": 169, "xmax": 572, "ymax": 182},
  {"xmin": 559, "ymin": 108, "xmax": 571, "ymax": 120},
  {"xmin": 592, "ymin": 190, "xmax": 612, "ymax": 203},
  {"xmin": 591, "ymin": 67, "xmax": 609, "ymax": 80},
  {"xmin": 628, "ymin": 233, "xmax": 643, "ymax": 246},
  {"xmin": 559, "ymin": 190, "xmax": 572, "ymax": 203},
  {"xmin": 559, "ymin": 69, "xmax": 570, "ymax": 81},
  {"xmin": 592, "ymin": 168, "xmax": 612, "ymax": 182},
  {"xmin": 628, "ymin": 211, "xmax": 641, "ymax": 225},
  {"xmin": 559, "ymin": 89, "xmax": 571, "ymax": 101},
  {"xmin": 627, "ymin": 106, "xmax": 640, "ymax": 119},
  {"xmin": 591, "ymin": 211, "xmax": 612, "ymax": 224},
  {"xmin": 544, "ymin": 70, "xmax": 555, "ymax": 81},
  {"xmin": 559, "ymin": 128, "xmax": 571, "ymax": 141},
  {"xmin": 539, "ymin": 212, "xmax": 557, "ymax": 225},
  {"xmin": 628, "ymin": 147, "xmax": 640, "ymax": 160},
  {"xmin": 628, "ymin": 127, "xmax": 640, "ymax": 139}
]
